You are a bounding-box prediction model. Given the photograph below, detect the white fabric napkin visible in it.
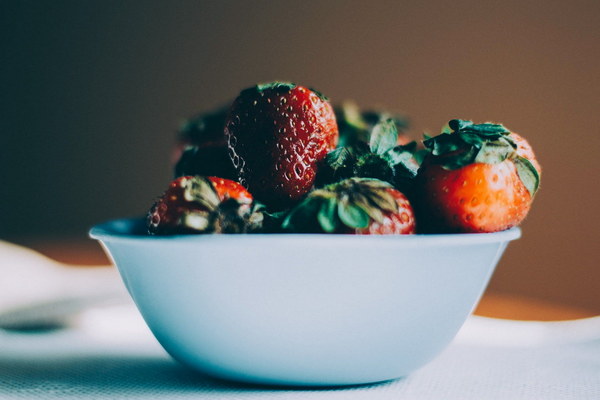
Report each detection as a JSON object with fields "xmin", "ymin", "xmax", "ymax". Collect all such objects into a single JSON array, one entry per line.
[
  {"xmin": 0, "ymin": 240, "xmax": 128, "ymax": 329},
  {"xmin": 1, "ymin": 303, "xmax": 599, "ymax": 400}
]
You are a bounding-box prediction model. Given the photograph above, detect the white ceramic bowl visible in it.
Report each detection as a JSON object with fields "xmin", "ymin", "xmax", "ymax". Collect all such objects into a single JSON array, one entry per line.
[{"xmin": 90, "ymin": 218, "xmax": 520, "ymax": 386}]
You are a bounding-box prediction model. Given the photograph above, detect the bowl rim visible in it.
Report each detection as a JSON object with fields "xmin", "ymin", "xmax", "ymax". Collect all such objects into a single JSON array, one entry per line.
[{"xmin": 89, "ymin": 218, "xmax": 522, "ymax": 246}]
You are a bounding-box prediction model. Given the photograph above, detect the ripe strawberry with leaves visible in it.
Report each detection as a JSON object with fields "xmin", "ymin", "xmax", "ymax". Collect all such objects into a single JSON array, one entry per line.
[
  {"xmin": 282, "ymin": 177, "xmax": 415, "ymax": 234},
  {"xmin": 416, "ymin": 119, "xmax": 541, "ymax": 233},
  {"xmin": 225, "ymin": 82, "xmax": 338, "ymax": 209},
  {"xmin": 147, "ymin": 176, "xmax": 262, "ymax": 234}
]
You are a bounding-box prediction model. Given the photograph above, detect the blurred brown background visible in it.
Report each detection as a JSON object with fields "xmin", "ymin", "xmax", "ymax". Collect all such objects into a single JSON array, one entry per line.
[{"xmin": 2, "ymin": 1, "xmax": 599, "ymax": 311}]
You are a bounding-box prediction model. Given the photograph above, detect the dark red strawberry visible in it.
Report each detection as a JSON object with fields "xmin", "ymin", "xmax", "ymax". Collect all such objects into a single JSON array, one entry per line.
[
  {"xmin": 174, "ymin": 145, "xmax": 237, "ymax": 181},
  {"xmin": 416, "ymin": 119, "xmax": 541, "ymax": 233},
  {"xmin": 282, "ymin": 177, "xmax": 415, "ymax": 234},
  {"xmin": 225, "ymin": 82, "xmax": 338, "ymax": 209},
  {"xmin": 172, "ymin": 107, "xmax": 237, "ymax": 180},
  {"xmin": 177, "ymin": 106, "xmax": 229, "ymax": 148},
  {"xmin": 147, "ymin": 176, "xmax": 262, "ymax": 234}
]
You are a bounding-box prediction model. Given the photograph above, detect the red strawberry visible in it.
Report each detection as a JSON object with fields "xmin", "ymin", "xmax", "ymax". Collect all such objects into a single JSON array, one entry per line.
[
  {"xmin": 147, "ymin": 176, "xmax": 262, "ymax": 234},
  {"xmin": 416, "ymin": 119, "xmax": 541, "ymax": 233},
  {"xmin": 225, "ymin": 82, "xmax": 338, "ymax": 209},
  {"xmin": 282, "ymin": 177, "xmax": 415, "ymax": 234},
  {"xmin": 177, "ymin": 106, "xmax": 229, "ymax": 149},
  {"xmin": 173, "ymin": 107, "xmax": 237, "ymax": 180}
]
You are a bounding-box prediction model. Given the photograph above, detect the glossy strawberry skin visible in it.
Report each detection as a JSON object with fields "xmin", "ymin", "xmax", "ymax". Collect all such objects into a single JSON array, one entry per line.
[
  {"xmin": 416, "ymin": 119, "xmax": 541, "ymax": 233},
  {"xmin": 417, "ymin": 160, "xmax": 531, "ymax": 233},
  {"xmin": 356, "ymin": 189, "xmax": 416, "ymax": 235},
  {"xmin": 147, "ymin": 176, "xmax": 252, "ymax": 234},
  {"xmin": 225, "ymin": 83, "xmax": 338, "ymax": 209},
  {"xmin": 418, "ymin": 131, "xmax": 540, "ymax": 233},
  {"xmin": 208, "ymin": 176, "xmax": 253, "ymax": 204}
]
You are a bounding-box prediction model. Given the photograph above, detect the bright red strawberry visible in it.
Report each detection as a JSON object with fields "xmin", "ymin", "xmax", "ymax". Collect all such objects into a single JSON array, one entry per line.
[
  {"xmin": 357, "ymin": 188, "xmax": 415, "ymax": 234},
  {"xmin": 207, "ymin": 176, "xmax": 253, "ymax": 203},
  {"xmin": 225, "ymin": 82, "xmax": 338, "ymax": 209},
  {"xmin": 282, "ymin": 177, "xmax": 415, "ymax": 234},
  {"xmin": 416, "ymin": 119, "xmax": 541, "ymax": 233},
  {"xmin": 147, "ymin": 176, "xmax": 262, "ymax": 234}
]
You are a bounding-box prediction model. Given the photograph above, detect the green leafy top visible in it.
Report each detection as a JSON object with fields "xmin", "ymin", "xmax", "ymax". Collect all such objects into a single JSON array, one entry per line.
[
  {"xmin": 308, "ymin": 87, "xmax": 329, "ymax": 101},
  {"xmin": 241, "ymin": 82, "xmax": 329, "ymax": 101},
  {"xmin": 282, "ymin": 178, "xmax": 399, "ymax": 233},
  {"xmin": 423, "ymin": 119, "xmax": 540, "ymax": 197},
  {"xmin": 315, "ymin": 108, "xmax": 420, "ymax": 195},
  {"xmin": 255, "ymin": 82, "xmax": 296, "ymax": 92},
  {"xmin": 238, "ymin": 82, "xmax": 296, "ymax": 99},
  {"xmin": 423, "ymin": 119, "xmax": 514, "ymax": 169},
  {"xmin": 335, "ymin": 102, "xmax": 409, "ymax": 148}
]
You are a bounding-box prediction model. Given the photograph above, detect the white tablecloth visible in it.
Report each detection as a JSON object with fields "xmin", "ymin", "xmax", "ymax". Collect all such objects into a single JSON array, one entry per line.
[{"xmin": 1, "ymin": 303, "xmax": 599, "ymax": 400}]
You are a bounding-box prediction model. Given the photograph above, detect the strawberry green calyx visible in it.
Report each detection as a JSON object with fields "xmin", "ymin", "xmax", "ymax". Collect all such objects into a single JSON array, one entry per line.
[
  {"xmin": 513, "ymin": 156, "xmax": 540, "ymax": 198},
  {"xmin": 423, "ymin": 119, "xmax": 540, "ymax": 197},
  {"xmin": 315, "ymin": 118, "xmax": 420, "ymax": 194},
  {"xmin": 282, "ymin": 178, "xmax": 399, "ymax": 233},
  {"xmin": 212, "ymin": 200, "xmax": 264, "ymax": 234},
  {"xmin": 238, "ymin": 82, "xmax": 297, "ymax": 102},
  {"xmin": 308, "ymin": 87, "xmax": 329, "ymax": 101},
  {"xmin": 423, "ymin": 119, "xmax": 514, "ymax": 169},
  {"xmin": 335, "ymin": 101, "xmax": 408, "ymax": 147},
  {"xmin": 248, "ymin": 82, "xmax": 329, "ymax": 101},
  {"xmin": 183, "ymin": 177, "xmax": 263, "ymax": 233},
  {"xmin": 254, "ymin": 82, "xmax": 296, "ymax": 92},
  {"xmin": 148, "ymin": 176, "xmax": 263, "ymax": 234}
]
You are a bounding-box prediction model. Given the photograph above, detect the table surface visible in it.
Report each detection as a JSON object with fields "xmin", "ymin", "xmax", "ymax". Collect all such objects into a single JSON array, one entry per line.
[
  {"xmin": 18, "ymin": 237, "xmax": 600, "ymax": 322},
  {"xmin": 3, "ymin": 238, "xmax": 600, "ymax": 400}
]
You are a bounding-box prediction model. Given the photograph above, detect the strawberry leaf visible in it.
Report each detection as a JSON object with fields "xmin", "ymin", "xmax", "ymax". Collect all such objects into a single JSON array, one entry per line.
[
  {"xmin": 327, "ymin": 147, "xmax": 354, "ymax": 172},
  {"xmin": 337, "ymin": 201, "xmax": 370, "ymax": 229},
  {"xmin": 448, "ymin": 119, "xmax": 473, "ymax": 131},
  {"xmin": 424, "ymin": 119, "xmax": 516, "ymax": 170},
  {"xmin": 474, "ymin": 141, "xmax": 513, "ymax": 164},
  {"xmin": 383, "ymin": 146, "xmax": 419, "ymax": 178},
  {"xmin": 282, "ymin": 178, "xmax": 400, "ymax": 233},
  {"xmin": 255, "ymin": 82, "xmax": 296, "ymax": 92},
  {"xmin": 309, "ymin": 87, "xmax": 329, "ymax": 101},
  {"xmin": 335, "ymin": 102, "xmax": 370, "ymax": 147},
  {"xmin": 369, "ymin": 119, "xmax": 398, "ymax": 155},
  {"xmin": 353, "ymin": 153, "xmax": 394, "ymax": 183},
  {"xmin": 281, "ymin": 197, "xmax": 322, "ymax": 232},
  {"xmin": 514, "ymin": 156, "xmax": 540, "ymax": 197},
  {"xmin": 340, "ymin": 102, "xmax": 369, "ymax": 129},
  {"xmin": 317, "ymin": 197, "xmax": 338, "ymax": 232},
  {"xmin": 314, "ymin": 147, "xmax": 356, "ymax": 187},
  {"xmin": 212, "ymin": 198, "xmax": 264, "ymax": 234},
  {"xmin": 184, "ymin": 177, "xmax": 221, "ymax": 210},
  {"xmin": 437, "ymin": 147, "xmax": 479, "ymax": 170}
]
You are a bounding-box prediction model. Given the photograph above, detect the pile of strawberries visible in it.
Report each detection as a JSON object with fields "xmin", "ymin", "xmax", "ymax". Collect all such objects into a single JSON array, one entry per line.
[{"xmin": 148, "ymin": 82, "xmax": 541, "ymax": 235}]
